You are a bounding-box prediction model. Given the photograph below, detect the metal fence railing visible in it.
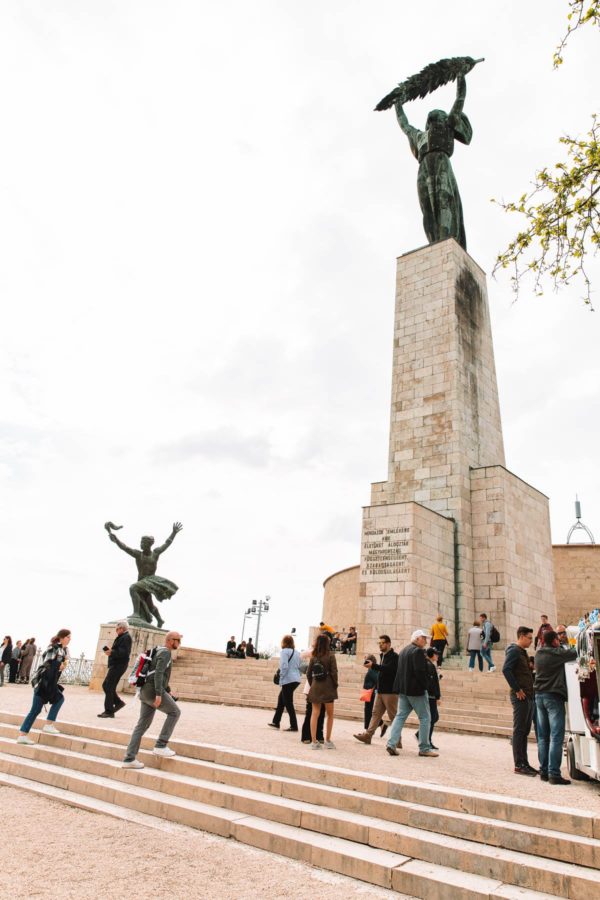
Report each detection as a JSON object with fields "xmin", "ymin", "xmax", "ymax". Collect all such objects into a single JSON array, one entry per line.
[{"xmin": 29, "ymin": 651, "xmax": 94, "ymax": 686}]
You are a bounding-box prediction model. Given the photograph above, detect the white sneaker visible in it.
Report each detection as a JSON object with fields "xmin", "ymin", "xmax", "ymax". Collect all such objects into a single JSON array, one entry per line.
[
  {"xmin": 122, "ymin": 759, "xmax": 145, "ymax": 769},
  {"xmin": 311, "ymin": 742, "xmax": 322, "ymax": 750},
  {"xmin": 42, "ymin": 724, "xmax": 60, "ymax": 735},
  {"xmin": 153, "ymin": 746, "xmax": 176, "ymax": 757},
  {"xmin": 16, "ymin": 735, "xmax": 35, "ymax": 745},
  {"xmin": 489, "ymin": 666, "xmax": 496, "ymax": 673},
  {"xmin": 324, "ymin": 740, "xmax": 336, "ymax": 749}
]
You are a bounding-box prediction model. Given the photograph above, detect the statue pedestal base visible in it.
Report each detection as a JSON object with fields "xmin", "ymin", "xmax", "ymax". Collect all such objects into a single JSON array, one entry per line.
[{"xmin": 89, "ymin": 621, "xmax": 167, "ymax": 693}]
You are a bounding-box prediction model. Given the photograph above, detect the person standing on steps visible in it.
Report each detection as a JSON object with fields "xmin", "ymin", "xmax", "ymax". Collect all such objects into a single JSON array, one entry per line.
[
  {"xmin": 353, "ymin": 635, "xmax": 399, "ymax": 745},
  {"xmin": 430, "ymin": 615, "xmax": 449, "ymax": 667},
  {"xmin": 479, "ymin": 613, "xmax": 496, "ymax": 672},
  {"xmin": 502, "ymin": 626, "xmax": 538, "ymax": 777},
  {"xmin": 269, "ymin": 634, "xmax": 301, "ymax": 732},
  {"xmin": 385, "ymin": 630, "xmax": 438, "ymax": 758},
  {"xmin": 466, "ymin": 620, "xmax": 483, "ymax": 672},
  {"xmin": 307, "ymin": 634, "xmax": 338, "ymax": 750},
  {"xmin": 122, "ymin": 631, "xmax": 182, "ymax": 769},
  {"xmin": 98, "ymin": 621, "xmax": 132, "ymax": 718},
  {"xmin": 534, "ymin": 630, "xmax": 577, "ymax": 785},
  {"xmin": 16, "ymin": 629, "xmax": 71, "ymax": 743}
]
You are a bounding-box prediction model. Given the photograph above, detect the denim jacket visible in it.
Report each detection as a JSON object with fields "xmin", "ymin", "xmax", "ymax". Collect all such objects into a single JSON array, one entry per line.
[{"xmin": 279, "ymin": 648, "xmax": 301, "ymax": 686}]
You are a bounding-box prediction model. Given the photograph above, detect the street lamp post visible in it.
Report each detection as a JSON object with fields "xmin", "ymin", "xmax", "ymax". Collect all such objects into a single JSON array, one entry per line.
[{"xmin": 243, "ymin": 595, "xmax": 270, "ymax": 653}]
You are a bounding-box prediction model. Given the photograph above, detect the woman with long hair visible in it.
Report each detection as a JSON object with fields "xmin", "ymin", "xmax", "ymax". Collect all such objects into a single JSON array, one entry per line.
[
  {"xmin": 269, "ymin": 634, "xmax": 302, "ymax": 732},
  {"xmin": 16, "ymin": 629, "xmax": 71, "ymax": 744},
  {"xmin": 307, "ymin": 633, "xmax": 338, "ymax": 749},
  {"xmin": 0, "ymin": 636, "xmax": 12, "ymax": 687}
]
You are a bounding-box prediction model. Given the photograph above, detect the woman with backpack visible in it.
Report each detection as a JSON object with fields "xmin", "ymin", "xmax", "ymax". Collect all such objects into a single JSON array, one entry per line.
[
  {"xmin": 307, "ymin": 633, "xmax": 338, "ymax": 749},
  {"xmin": 269, "ymin": 634, "xmax": 302, "ymax": 731},
  {"xmin": 16, "ymin": 629, "xmax": 71, "ymax": 744}
]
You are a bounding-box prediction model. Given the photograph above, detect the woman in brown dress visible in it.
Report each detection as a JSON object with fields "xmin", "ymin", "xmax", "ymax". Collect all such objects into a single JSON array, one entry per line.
[
  {"xmin": 307, "ymin": 634, "xmax": 338, "ymax": 750},
  {"xmin": 19, "ymin": 639, "xmax": 37, "ymax": 683}
]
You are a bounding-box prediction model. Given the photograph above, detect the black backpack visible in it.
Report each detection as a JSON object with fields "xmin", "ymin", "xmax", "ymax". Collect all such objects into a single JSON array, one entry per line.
[
  {"xmin": 489, "ymin": 623, "xmax": 501, "ymax": 644},
  {"xmin": 311, "ymin": 660, "xmax": 328, "ymax": 681},
  {"xmin": 136, "ymin": 647, "xmax": 159, "ymax": 687}
]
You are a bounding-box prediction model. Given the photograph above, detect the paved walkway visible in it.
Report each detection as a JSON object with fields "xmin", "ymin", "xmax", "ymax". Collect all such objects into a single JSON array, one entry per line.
[{"xmin": 0, "ymin": 684, "xmax": 598, "ymax": 899}]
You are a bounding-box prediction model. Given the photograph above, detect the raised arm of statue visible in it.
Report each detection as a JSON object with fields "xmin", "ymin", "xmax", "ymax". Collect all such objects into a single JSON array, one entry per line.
[
  {"xmin": 108, "ymin": 533, "xmax": 138, "ymax": 558},
  {"xmin": 155, "ymin": 521, "xmax": 183, "ymax": 556},
  {"xmin": 394, "ymin": 100, "xmax": 411, "ymax": 134},
  {"xmin": 450, "ymin": 74, "xmax": 467, "ymax": 117},
  {"xmin": 395, "ymin": 100, "xmax": 421, "ymax": 160}
]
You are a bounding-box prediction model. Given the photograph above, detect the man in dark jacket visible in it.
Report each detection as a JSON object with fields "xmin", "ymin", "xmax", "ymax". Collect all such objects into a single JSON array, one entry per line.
[
  {"xmin": 535, "ymin": 630, "xmax": 577, "ymax": 785},
  {"xmin": 502, "ymin": 626, "xmax": 537, "ymax": 776},
  {"xmin": 353, "ymin": 635, "xmax": 399, "ymax": 745},
  {"xmin": 385, "ymin": 630, "xmax": 438, "ymax": 758},
  {"xmin": 98, "ymin": 621, "xmax": 132, "ymax": 718}
]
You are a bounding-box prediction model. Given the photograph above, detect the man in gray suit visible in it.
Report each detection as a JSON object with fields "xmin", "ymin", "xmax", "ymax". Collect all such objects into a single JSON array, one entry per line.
[{"xmin": 122, "ymin": 631, "xmax": 182, "ymax": 769}]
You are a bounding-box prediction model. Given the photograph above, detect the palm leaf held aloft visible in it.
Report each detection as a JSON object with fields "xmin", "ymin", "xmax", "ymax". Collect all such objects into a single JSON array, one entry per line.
[{"xmin": 375, "ymin": 56, "xmax": 484, "ymax": 112}]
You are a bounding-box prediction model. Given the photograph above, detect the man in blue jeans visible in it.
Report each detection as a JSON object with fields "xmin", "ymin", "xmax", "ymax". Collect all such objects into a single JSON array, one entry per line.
[
  {"xmin": 534, "ymin": 629, "xmax": 577, "ymax": 785},
  {"xmin": 479, "ymin": 613, "xmax": 496, "ymax": 672},
  {"xmin": 385, "ymin": 629, "xmax": 439, "ymax": 758}
]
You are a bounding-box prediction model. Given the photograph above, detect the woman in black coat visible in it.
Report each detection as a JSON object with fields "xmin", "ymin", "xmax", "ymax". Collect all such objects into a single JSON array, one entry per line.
[{"xmin": 0, "ymin": 637, "xmax": 12, "ymax": 687}]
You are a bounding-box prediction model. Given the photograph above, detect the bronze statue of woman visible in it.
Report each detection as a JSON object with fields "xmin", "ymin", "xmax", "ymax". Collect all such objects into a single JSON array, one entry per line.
[
  {"xmin": 395, "ymin": 75, "xmax": 473, "ymax": 250},
  {"xmin": 394, "ymin": 74, "xmax": 472, "ymax": 249}
]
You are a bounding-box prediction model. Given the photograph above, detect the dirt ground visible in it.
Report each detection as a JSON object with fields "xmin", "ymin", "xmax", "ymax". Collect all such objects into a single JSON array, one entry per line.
[{"xmin": 0, "ymin": 684, "xmax": 598, "ymax": 898}]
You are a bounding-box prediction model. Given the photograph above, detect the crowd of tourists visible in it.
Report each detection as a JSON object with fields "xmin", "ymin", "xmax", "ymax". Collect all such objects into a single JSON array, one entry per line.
[
  {"xmin": 0, "ymin": 636, "xmax": 38, "ymax": 685},
  {"xmin": 3, "ymin": 610, "xmax": 585, "ymax": 785}
]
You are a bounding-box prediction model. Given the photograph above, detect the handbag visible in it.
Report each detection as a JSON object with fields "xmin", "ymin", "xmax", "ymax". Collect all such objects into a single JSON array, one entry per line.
[{"xmin": 359, "ymin": 687, "xmax": 374, "ymax": 703}]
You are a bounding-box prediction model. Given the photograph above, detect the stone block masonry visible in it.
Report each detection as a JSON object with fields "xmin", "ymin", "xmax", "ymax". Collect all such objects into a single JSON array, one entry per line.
[
  {"xmin": 357, "ymin": 238, "xmax": 556, "ymax": 651},
  {"xmin": 471, "ymin": 466, "xmax": 556, "ymax": 643}
]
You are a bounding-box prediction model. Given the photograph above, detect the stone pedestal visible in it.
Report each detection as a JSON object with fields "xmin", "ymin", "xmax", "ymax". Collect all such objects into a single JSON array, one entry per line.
[
  {"xmin": 357, "ymin": 239, "xmax": 556, "ymax": 653},
  {"xmin": 89, "ymin": 621, "xmax": 167, "ymax": 693}
]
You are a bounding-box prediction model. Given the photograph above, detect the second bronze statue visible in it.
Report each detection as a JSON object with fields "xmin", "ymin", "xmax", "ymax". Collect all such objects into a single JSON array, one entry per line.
[{"xmin": 105, "ymin": 521, "xmax": 183, "ymax": 628}]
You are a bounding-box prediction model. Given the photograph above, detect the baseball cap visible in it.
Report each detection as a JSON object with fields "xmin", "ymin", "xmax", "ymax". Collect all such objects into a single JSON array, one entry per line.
[{"xmin": 411, "ymin": 629, "xmax": 429, "ymax": 641}]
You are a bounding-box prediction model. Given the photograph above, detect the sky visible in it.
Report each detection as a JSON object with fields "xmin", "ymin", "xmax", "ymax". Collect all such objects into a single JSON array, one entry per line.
[{"xmin": 1, "ymin": 1, "xmax": 599, "ymax": 658}]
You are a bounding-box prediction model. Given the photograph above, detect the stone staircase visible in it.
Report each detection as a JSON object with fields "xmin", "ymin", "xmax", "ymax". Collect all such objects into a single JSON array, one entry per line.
[
  {"xmin": 0, "ymin": 711, "xmax": 598, "ymax": 898},
  {"xmin": 167, "ymin": 649, "xmax": 516, "ymax": 739}
]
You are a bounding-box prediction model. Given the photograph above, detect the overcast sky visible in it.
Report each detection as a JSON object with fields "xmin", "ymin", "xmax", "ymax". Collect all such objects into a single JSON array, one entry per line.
[{"xmin": 1, "ymin": 1, "xmax": 598, "ymax": 658}]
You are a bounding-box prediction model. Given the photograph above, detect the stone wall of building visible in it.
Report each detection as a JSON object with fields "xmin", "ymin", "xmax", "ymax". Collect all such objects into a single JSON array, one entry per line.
[
  {"xmin": 360, "ymin": 240, "xmax": 506, "ymax": 647},
  {"xmin": 470, "ymin": 466, "xmax": 556, "ymax": 646},
  {"xmin": 357, "ymin": 500, "xmax": 455, "ymax": 655},
  {"xmin": 321, "ymin": 565, "xmax": 360, "ymax": 633},
  {"xmin": 553, "ymin": 544, "xmax": 600, "ymax": 626}
]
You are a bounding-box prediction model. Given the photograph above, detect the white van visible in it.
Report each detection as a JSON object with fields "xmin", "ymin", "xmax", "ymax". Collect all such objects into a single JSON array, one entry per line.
[{"xmin": 564, "ymin": 625, "xmax": 600, "ymax": 781}]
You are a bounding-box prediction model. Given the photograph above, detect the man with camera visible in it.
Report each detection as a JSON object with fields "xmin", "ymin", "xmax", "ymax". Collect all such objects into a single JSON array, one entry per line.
[
  {"xmin": 98, "ymin": 621, "xmax": 132, "ymax": 718},
  {"xmin": 353, "ymin": 635, "xmax": 399, "ymax": 746}
]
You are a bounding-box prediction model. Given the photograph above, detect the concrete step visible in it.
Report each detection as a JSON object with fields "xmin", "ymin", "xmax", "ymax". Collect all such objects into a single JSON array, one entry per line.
[
  {"xmin": 0, "ymin": 739, "xmax": 598, "ymax": 897},
  {"xmin": 0, "ymin": 766, "xmax": 520, "ymax": 898},
  {"xmin": 0, "ymin": 724, "xmax": 595, "ymax": 871}
]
